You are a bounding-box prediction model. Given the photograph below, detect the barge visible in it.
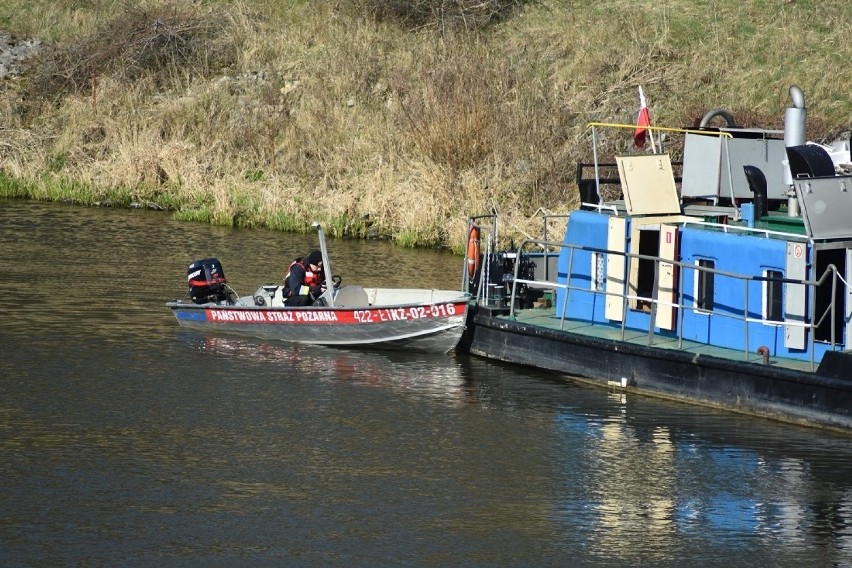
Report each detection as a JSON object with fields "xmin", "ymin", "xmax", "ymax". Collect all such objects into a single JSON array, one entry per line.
[{"xmin": 460, "ymin": 86, "xmax": 852, "ymax": 430}]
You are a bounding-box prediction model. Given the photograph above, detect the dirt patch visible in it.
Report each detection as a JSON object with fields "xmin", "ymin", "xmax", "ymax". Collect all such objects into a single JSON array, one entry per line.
[{"xmin": 0, "ymin": 31, "xmax": 42, "ymax": 79}]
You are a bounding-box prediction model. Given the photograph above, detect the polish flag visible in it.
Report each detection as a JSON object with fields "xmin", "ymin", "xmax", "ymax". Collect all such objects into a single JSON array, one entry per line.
[{"xmin": 634, "ymin": 86, "xmax": 651, "ymax": 148}]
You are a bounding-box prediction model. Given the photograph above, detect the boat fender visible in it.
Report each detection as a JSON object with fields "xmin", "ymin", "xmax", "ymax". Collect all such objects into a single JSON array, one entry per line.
[
  {"xmin": 467, "ymin": 224, "xmax": 481, "ymax": 281},
  {"xmin": 757, "ymin": 345, "xmax": 770, "ymax": 365}
]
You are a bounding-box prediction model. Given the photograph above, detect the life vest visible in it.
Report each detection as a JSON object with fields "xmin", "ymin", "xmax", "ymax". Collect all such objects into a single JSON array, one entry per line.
[{"xmin": 283, "ymin": 259, "xmax": 321, "ymax": 296}]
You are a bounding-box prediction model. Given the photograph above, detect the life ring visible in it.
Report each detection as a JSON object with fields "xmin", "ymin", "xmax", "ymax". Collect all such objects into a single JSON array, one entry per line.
[{"xmin": 467, "ymin": 224, "xmax": 481, "ymax": 281}]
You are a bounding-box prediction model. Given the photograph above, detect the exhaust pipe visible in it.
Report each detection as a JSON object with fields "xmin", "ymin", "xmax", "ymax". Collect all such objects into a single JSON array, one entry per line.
[
  {"xmin": 784, "ymin": 85, "xmax": 807, "ymax": 148},
  {"xmin": 783, "ymin": 86, "xmax": 807, "ymax": 189}
]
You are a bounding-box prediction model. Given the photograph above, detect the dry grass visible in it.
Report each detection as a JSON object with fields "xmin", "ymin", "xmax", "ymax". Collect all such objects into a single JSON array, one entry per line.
[
  {"xmin": 336, "ymin": 0, "xmax": 528, "ymax": 32},
  {"xmin": 1, "ymin": 0, "xmax": 852, "ymax": 252}
]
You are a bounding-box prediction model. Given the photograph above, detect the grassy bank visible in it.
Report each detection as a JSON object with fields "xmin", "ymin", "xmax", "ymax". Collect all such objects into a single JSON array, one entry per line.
[{"xmin": 1, "ymin": 0, "xmax": 851, "ymax": 252}]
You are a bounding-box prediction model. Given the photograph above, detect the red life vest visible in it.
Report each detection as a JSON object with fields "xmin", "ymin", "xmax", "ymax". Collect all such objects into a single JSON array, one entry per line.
[{"xmin": 284, "ymin": 259, "xmax": 321, "ymax": 296}]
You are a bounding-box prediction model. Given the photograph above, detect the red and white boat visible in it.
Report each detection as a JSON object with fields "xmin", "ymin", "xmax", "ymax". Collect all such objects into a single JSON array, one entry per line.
[{"xmin": 166, "ymin": 223, "xmax": 468, "ymax": 354}]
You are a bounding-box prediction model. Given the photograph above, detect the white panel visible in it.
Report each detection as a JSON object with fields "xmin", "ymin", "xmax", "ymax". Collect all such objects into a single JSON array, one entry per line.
[
  {"xmin": 785, "ymin": 241, "xmax": 807, "ymax": 350},
  {"xmin": 627, "ymin": 223, "xmax": 641, "ymax": 310},
  {"xmin": 616, "ymin": 155, "xmax": 681, "ymax": 215},
  {"xmin": 681, "ymin": 133, "xmax": 723, "ymax": 199},
  {"xmin": 656, "ymin": 225, "xmax": 678, "ymax": 330},
  {"xmin": 794, "ymin": 177, "xmax": 852, "ymax": 240},
  {"xmin": 605, "ymin": 217, "xmax": 627, "ymax": 321}
]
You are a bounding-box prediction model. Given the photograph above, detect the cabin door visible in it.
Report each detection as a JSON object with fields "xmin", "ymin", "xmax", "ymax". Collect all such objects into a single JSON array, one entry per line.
[
  {"xmin": 784, "ymin": 242, "xmax": 807, "ymax": 350},
  {"xmin": 605, "ymin": 216, "xmax": 627, "ymax": 322},
  {"xmin": 813, "ymin": 247, "xmax": 847, "ymax": 344},
  {"xmin": 626, "ymin": 224, "xmax": 678, "ymax": 331},
  {"xmin": 656, "ymin": 224, "xmax": 678, "ymax": 331}
]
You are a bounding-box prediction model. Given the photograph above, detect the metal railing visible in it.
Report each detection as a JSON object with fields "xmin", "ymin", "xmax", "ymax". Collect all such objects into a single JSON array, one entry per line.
[
  {"xmin": 501, "ymin": 237, "xmax": 846, "ymax": 371},
  {"xmin": 585, "ymin": 122, "xmax": 734, "ymax": 205}
]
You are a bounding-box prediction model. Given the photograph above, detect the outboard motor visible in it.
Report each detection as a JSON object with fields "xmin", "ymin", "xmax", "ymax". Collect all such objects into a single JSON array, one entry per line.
[
  {"xmin": 489, "ymin": 251, "xmax": 539, "ymax": 308},
  {"xmin": 187, "ymin": 258, "xmax": 228, "ymax": 304}
]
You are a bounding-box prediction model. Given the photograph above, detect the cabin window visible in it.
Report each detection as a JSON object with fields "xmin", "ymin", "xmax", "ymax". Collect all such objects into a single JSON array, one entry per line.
[
  {"xmin": 694, "ymin": 259, "xmax": 715, "ymax": 312},
  {"xmin": 763, "ymin": 270, "xmax": 783, "ymax": 323},
  {"xmin": 591, "ymin": 252, "xmax": 605, "ymax": 292}
]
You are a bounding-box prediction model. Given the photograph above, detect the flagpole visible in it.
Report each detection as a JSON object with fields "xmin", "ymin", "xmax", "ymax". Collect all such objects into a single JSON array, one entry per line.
[
  {"xmin": 634, "ymin": 86, "xmax": 657, "ymax": 153},
  {"xmin": 642, "ymin": 86, "xmax": 657, "ymax": 153}
]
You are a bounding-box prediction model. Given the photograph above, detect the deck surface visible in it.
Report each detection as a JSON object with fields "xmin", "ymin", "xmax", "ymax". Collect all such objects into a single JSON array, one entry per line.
[{"xmin": 493, "ymin": 306, "xmax": 819, "ymax": 374}]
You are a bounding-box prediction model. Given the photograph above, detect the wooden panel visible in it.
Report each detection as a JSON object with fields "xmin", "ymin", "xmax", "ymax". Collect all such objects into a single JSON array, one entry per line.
[
  {"xmin": 656, "ymin": 224, "xmax": 678, "ymax": 331},
  {"xmin": 616, "ymin": 154, "xmax": 681, "ymax": 215},
  {"xmin": 605, "ymin": 216, "xmax": 627, "ymax": 322}
]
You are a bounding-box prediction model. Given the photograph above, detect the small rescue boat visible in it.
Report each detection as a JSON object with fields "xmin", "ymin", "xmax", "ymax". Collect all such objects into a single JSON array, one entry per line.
[{"xmin": 167, "ymin": 223, "xmax": 468, "ymax": 354}]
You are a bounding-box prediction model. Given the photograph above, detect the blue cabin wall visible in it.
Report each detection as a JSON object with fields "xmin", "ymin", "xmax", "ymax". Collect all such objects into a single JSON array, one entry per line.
[
  {"xmin": 679, "ymin": 228, "xmax": 788, "ymax": 355},
  {"xmin": 555, "ymin": 211, "xmax": 610, "ymax": 323},
  {"xmin": 554, "ymin": 213, "xmax": 831, "ymax": 362},
  {"xmin": 670, "ymin": 228, "xmax": 833, "ymax": 361}
]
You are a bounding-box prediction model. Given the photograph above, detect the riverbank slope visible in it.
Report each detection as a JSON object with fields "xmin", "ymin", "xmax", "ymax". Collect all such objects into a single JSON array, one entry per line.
[{"xmin": 1, "ymin": 0, "xmax": 851, "ymax": 251}]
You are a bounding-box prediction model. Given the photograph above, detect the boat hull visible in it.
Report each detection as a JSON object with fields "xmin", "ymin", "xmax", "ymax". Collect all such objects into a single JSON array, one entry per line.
[
  {"xmin": 461, "ymin": 306, "xmax": 852, "ymax": 430},
  {"xmin": 167, "ymin": 297, "xmax": 468, "ymax": 354}
]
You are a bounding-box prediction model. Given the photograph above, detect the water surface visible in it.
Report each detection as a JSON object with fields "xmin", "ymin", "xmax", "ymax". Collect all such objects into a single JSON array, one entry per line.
[{"xmin": 1, "ymin": 199, "xmax": 850, "ymax": 566}]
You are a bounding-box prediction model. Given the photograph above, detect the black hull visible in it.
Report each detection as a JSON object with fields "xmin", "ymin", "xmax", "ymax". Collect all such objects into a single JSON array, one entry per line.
[{"xmin": 461, "ymin": 306, "xmax": 852, "ymax": 431}]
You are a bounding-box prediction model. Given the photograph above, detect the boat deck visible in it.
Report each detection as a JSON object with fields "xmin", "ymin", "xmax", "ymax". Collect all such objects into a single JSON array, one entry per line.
[{"xmin": 494, "ymin": 305, "xmax": 819, "ymax": 374}]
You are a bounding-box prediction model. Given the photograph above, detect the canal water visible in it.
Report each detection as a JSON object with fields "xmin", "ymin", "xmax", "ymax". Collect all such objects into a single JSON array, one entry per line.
[{"xmin": 1, "ymin": 198, "xmax": 851, "ymax": 567}]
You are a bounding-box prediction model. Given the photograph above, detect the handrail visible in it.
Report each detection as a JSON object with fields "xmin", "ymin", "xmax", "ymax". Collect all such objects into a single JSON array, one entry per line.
[
  {"xmin": 585, "ymin": 122, "xmax": 736, "ymax": 139},
  {"xmin": 462, "ymin": 214, "xmax": 498, "ymax": 298},
  {"xmin": 579, "ymin": 202, "xmax": 620, "ymax": 215},
  {"xmin": 680, "ymin": 219, "xmax": 811, "ymax": 242},
  {"xmin": 502, "ymin": 237, "xmax": 848, "ymax": 370},
  {"xmin": 540, "ymin": 213, "xmax": 570, "ymax": 282},
  {"xmin": 506, "ymin": 237, "xmax": 567, "ymax": 319}
]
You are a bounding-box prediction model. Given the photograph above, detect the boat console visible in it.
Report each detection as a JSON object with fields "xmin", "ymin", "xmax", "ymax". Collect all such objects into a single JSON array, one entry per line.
[{"xmin": 253, "ymin": 285, "xmax": 287, "ymax": 307}]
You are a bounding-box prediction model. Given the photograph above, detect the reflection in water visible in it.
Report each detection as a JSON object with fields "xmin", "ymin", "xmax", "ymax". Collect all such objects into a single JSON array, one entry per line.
[
  {"xmin": 551, "ymin": 391, "xmax": 852, "ymax": 566},
  {"xmin": 590, "ymin": 419, "xmax": 676, "ymax": 562},
  {"xmin": 194, "ymin": 335, "xmax": 472, "ymax": 406},
  {"xmin": 2, "ymin": 199, "xmax": 852, "ymax": 566}
]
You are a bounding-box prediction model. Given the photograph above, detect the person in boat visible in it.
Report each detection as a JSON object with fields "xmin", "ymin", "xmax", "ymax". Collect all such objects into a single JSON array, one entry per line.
[{"xmin": 283, "ymin": 249, "xmax": 325, "ymax": 306}]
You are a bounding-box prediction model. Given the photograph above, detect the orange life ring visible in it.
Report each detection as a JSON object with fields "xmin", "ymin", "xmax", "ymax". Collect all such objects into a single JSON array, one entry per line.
[{"xmin": 467, "ymin": 224, "xmax": 481, "ymax": 281}]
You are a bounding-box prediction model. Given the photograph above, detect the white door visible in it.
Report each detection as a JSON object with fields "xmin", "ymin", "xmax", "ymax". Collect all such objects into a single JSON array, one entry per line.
[
  {"xmin": 656, "ymin": 224, "xmax": 678, "ymax": 331},
  {"xmin": 846, "ymin": 249, "xmax": 852, "ymax": 347},
  {"xmin": 785, "ymin": 241, "xmax": 807, "ymax": 350},
  {"xmin": 605, "ymin": 217, "xmax": 627, "ymax": 322}
]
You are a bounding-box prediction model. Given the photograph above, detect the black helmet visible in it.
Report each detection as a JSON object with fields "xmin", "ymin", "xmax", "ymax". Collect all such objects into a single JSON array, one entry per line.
[{"xmin": 305, "ymin": 250, "xmax": 322, "ymax": 267}]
